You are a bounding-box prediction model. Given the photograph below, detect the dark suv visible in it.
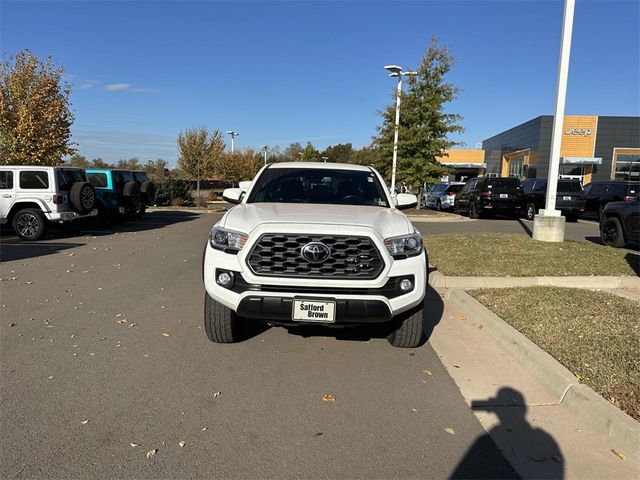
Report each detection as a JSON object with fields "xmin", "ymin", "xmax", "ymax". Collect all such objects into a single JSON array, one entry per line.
[
  {"xmin": 455, "ymin": 177, "xmax": 524, "ymax": 219},
  {"xmin": 600, "ymin": 200, "xmax": 640, "ymax": 248},
  {"xmin": 520, "ymin": 178, "xmax": 585, "ymax": 222},
  {"xmin": 583, "ymin": 181, "xmax": 639, "ymax": 220},
  {"xmin": 86, "ymin": 169, "xmax": 146, "ymax": 221}
]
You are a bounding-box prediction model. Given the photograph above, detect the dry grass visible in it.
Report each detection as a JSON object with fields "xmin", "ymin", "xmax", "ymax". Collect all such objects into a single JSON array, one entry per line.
[
  {"xmin": 470, "ymin": 287, "xmax": 640, "ymax": 421},
  {"xmin": 424, "ymin": 233, "xmax": 639, "ymax": 277}
]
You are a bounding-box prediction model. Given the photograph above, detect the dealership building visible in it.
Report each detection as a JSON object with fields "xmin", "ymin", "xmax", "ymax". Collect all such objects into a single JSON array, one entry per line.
[{"xmin": 438, "ymin": 115, "xmax": 639, "ymax": 184}]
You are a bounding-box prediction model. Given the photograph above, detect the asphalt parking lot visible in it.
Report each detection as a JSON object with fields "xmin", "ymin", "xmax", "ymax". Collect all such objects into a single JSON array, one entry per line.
[{"xmin": 0, "ymin": 212, "xmax": 518, "ymax": 479}]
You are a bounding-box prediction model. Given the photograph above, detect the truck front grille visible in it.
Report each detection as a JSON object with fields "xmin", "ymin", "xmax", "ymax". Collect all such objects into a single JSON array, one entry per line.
[{"xmin": 247, "ymin": 234, "xmax": 385, "ymax": 279}]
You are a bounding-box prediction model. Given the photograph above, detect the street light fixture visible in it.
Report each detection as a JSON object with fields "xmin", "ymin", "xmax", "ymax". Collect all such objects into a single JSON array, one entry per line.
[
  {"xmin": 261, "ymin": 145, "xmax": 268, "ymax": 166},
  {"xmin": 321, "ymin": 156, "xmax": 329, "ymax": 163},
  {"xmin": 384, "ymin": 65, "xmax": 417, "ymax": 196},
  {"xmin": 226, "ymin": 131, "xmax": 239, "ymax": 153}
]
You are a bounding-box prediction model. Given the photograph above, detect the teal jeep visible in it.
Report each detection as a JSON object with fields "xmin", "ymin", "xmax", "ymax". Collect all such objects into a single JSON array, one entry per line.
[{"xmin": 85, "ymin": 169, "xmax": 154, "ymax": 220}]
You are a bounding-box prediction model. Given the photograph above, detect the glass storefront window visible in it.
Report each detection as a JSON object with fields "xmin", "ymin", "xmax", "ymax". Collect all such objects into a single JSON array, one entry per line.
[{"xmin": 614, "ymin": 154, "xmax": 640, "ymax": 181}]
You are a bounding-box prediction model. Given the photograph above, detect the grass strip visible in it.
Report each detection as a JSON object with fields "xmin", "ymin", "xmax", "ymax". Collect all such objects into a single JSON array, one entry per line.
[
  {"xmin": 423, "ymin": 233, "xmax": 638, "ymax": 277},
  {"xmin": 470, "ymin": 287, "xmax": 640, "ymax": 421}
]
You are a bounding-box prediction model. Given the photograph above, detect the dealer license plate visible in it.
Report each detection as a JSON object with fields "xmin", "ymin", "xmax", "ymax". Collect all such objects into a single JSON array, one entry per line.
[
  {"xmin": 500, "ymin": 193, "xmax": 508, "ymax": 199},
  {"xmin": 563, "ymin": 196, "xmax": 572, "ymax": 200},
  {"xmin": 292, "ymin": 299, "xmax": 336, "ymax": 323}
]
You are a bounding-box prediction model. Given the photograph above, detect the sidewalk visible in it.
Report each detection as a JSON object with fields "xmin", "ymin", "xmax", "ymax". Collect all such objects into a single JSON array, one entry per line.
[{"xmin": 430, "ymin": 286, "xmax": 638, "ymax": 479}]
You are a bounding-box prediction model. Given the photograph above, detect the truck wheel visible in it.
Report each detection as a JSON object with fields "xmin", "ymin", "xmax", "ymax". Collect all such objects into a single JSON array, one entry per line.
[
  {"xmin": 123, "ymin": 181, "xmax": 142, "ymax": 208},
  {"xmin": 387, "ymin": 304, "xmax": 424, "ymax": 348},
  {"xmin": 600, "ymin": 217, "xmax": 625, "ymax": 248},
  {"xmin": 12, "ymin": 208, "xmax": 46, "ymax": 241},
  {"xmin": 70, "ymin": 182, "xmax": 95, "ymax": 213},
  {"xmin": 204, "ymin": 293, "xmax": 242, "ymax": 343},
  {"xmin": 526, "ymin": 202, "xmax": 536, "ymax": 221}
]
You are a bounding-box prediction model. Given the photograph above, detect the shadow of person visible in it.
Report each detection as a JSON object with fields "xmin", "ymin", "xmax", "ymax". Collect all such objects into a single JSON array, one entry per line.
[{"xmin": 451, "ymin": 387, "xmax": 564, "ymax": 480}]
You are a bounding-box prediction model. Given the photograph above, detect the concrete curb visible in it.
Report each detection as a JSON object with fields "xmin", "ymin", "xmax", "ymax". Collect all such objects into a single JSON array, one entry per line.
[
  {"xmin": 430, "ymin": 270, "xmax": 640, "ymax": 289},
  {"xmin": 407, "ymin": 214, "xmax": 472, "ymax": 223},
  {"xmin": 443, "ymin": 288, "xmax": 640, "ymax": 467},
  {"xmin": 147, "ymin": 207, "xmax": 225, "ymax": 214}
]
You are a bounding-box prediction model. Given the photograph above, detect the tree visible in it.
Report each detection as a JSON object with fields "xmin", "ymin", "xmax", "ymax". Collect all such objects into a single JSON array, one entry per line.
[
  {"xmin": 321, "ymin": 143, "xmax": 353, "ymax": 163},
  {"xmin": 66, "ymin": 153, "xmax": 90, "ymax": 168},
  {"xmin": 283, "ymin": 142, "xmax": 303, "ymax": 161},
  {"xmin": 145, "ymin": 159, "xmax": 169, "ymax": 181},
  {"xmin": 350, "ymin": 146, "xmax": 380, "ymax": 166},
  {"xmin": 213, "ymin": 149, "xmax": 262, "ymax": 185},
  {"xmin": 90, "ymin": 157, "xmax": 110, "ymax": 168},
  {"xmin": 115, "ymin": 157, "xmax": 142, "ymax": 170},
  {"xmin": 300, "ymin": 142, "xmax": 320, "ymax": 162},
  {"xmin": 0, "ymin": 50, "xmax": 75, "ymax": 165},
  {"xmin": 373, "ymin": 37, "xmax": 463, "ymax": 187},
  {"xmin": 177, "ymin": 127, "xmax": 225, "ymax": 204}
]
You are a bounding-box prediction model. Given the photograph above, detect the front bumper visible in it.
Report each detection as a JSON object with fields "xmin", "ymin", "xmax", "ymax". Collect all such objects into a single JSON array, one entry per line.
[{"xmin": 204, "ymin": 232, "xmax": 427, "ymax": 324}]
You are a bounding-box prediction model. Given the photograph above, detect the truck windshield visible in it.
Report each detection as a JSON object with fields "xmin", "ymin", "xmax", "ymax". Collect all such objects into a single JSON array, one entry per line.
[{"xmin": 247, "ymin": 168, "xmax": 390, "ymax": 207}]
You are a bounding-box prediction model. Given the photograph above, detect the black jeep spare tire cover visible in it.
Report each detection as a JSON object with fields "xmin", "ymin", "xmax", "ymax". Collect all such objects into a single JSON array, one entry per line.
[
  {"xmin": 70, "ymin": 182, "xmax": 96, "ymax": 213},
  {"xmin": 123, "ymin": 181, "xmax": 142, "ymax": 207},
  {"xmin": 140, "ymin": 180, "xmax": 155, "ymax": 202}
]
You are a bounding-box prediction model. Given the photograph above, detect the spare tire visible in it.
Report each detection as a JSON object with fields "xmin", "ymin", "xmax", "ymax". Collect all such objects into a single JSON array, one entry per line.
[
  {"xmin": 123, "ymin": 181, "xmax": 142, "ymax": 208},
  {"xmin": 140, "ymin": 180, "xmax": 155, "ymax": 205},
  {"xmin": 70, "ymin": 182, "xmax": 95, "ymax": 213}
]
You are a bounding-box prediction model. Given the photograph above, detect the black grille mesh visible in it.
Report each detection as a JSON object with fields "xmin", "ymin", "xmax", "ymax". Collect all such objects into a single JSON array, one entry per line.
[{"xmin": 247, "ymin": 234, "xmax": 384, "ymax": 279}]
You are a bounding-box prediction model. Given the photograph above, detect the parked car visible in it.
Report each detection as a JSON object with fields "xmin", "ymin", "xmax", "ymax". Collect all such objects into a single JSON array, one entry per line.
[
  {"xmin": 454, "ymin": 177, "xmax": 524, "ymax": 219},
  {"xmin": 520, "ymin": 178, "xmax": 585, "ymax": 221},
  {"xmin": 0, "ymin": 165, "xmax": 97, "ymax": 240},
  {"xmin": 583, "ymin": 180, "xmax": 639, "ymax": 220},
  {"xmin": 203, "ymin": 162, "xmax": 426, "ymax": 348},
  {"xmin": 85, "ymin": 169, "xmax": 145, "ymax": 221},
  {"xmin": 600, "ymin": 200, "xmax": 640, "ymax": 248},
  {"xmin": 423, "ymin": 182, "xmax": 465, "ymax": 211}
]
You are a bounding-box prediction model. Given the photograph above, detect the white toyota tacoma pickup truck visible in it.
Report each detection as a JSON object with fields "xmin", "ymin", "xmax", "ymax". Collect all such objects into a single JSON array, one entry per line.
[{"xmin": 202, "ymin": 162, "xmax": 428, "ymax": 348}]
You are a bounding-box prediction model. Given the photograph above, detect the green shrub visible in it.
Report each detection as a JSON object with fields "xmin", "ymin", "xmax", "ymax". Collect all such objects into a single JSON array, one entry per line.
[{"xmin": 153, "ymin": 177, "xmax": 194, "ymax": 206}]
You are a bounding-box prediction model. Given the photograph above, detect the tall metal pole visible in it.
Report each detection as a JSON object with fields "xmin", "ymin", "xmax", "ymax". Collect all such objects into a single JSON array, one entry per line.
[
  {"xmin": 262, "ymin": 146, "xmax": 268, "ymax": 166},
  {"xmin": 231, "ymin": 136, "xmax": 235, "ymax": 153},
  {"xmin": 542, "ymin": 0, "xmax": 575, "ymax": 216},
  {"xmin": 390, "ymin": 76, "xmax": 402, "ymax": 196}
]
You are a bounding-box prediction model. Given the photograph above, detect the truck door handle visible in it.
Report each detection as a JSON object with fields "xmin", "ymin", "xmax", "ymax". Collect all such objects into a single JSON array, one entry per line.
[{"xmin": 2, "ymin": 194, "xmax": 12, "ymax": 198}]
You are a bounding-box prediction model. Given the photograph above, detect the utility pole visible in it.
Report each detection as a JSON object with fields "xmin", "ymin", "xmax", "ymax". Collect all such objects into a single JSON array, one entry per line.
[
  {"xmin": 533, "ymin": 0, "xmax": 575, "ymax": 242},
  {"xmin": 226, "ymin": 131, "xmax": 239, "ymax": 153},
  {"xmin": 262, "ymin": 145, "xmax": 268, "ymax": 166},
  {"xmin": 384, "ymin": 65, "xmax": 417, "ymax": 197}
]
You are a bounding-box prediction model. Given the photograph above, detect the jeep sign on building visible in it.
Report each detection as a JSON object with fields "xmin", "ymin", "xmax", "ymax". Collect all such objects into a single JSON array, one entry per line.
[{"xmin": 481, "ymin": 115, "xmax": 640, "ymax": 184}]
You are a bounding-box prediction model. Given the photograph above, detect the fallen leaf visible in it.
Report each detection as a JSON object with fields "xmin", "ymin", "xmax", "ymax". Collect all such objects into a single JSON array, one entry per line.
[
  {"xmin": 146, "ymin": 449, "xmax": 157, "ymax": 459},
  {"xmin": 611, "ymin": 449, "xmax": 626, "ymax": 462},
  {"xmin": 117, "ymin": 319, "xmax": 127, "ymax": 324},
  {"xmin": 213, "ymin": 391, "xmax": 222, "ymax": 398},
  {"xmin": 162, "ymin": 333, "xmax": 170, "ymax": 337},
  {"xmin": 116, "ymin": 314, "xmax": 123, "ymax": 317},
  {"xmin": 322, "ymin": 394, "xmax": 335, "ymax": 402},
  {"xmin": 178, "ymin": 440, "xmax": 186, "ymax": 448},
  {"xmin": 128, "ymin": 323, "xmax": 137, "ymax": 328},
  {"xmin": 80, "ymin": 420, "xmax": 89, "ymax": 425},
  {"xmin": 130, "ymin": 442, "xmax": 139, "ymax": 448},
  {"xmin": 459, "ymin": 315, "xmax": 468, "ymax": 321},
  {"xmin": 422, "ymin": 369, "xmax": 432, "ymax": 376},
  {"xmin": 201, "ymin": 427, "xmax": 207, "ymax": 431},
  {"xmin": 444, "ymin": 427, "xmax": 455, "ymax": 435}
]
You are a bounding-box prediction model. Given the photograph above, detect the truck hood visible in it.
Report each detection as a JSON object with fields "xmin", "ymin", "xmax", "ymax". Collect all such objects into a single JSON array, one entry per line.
[{"xmin": 220, "ymin": 203, "xmax": 414, "ymax": 238}]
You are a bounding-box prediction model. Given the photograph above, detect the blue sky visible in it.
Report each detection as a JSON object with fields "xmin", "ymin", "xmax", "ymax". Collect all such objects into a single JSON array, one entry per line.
[{"xmin": 2, "ymin": 0, "xmax": 639, "ymax": 165}]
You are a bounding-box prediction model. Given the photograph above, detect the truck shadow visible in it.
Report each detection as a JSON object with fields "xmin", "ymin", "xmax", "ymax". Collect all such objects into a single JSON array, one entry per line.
[{"xmin": 275, "ymin": 285, "xmax": 444, "ymax": 346}]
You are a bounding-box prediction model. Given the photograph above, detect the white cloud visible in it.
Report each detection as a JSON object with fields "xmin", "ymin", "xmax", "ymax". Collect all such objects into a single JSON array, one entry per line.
[
  {"xmin": 130, "ymin": 87, "xmax": 159, "ymax": 93},
  {"xmin": 105, "ymin": 83, "xmax": 132, "ymax": 91},
  {"xmin": 79, "ymin": 80, "xmax": 100, "ymax": 90}
]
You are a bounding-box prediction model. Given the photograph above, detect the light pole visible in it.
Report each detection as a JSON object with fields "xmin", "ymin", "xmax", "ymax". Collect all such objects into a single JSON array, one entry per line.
[
  {"xmin": 532, "ymin": 0, "xmax": 575, "ymax": 242},
  {"xmin": 261, "ymin": 145, "xmax": 268, "ymax": 166},
  {"xmin": 226, "ymin": 131, "xmax": 239, "ymax": 153},
  {"xmin": 385, "ymin": 65, "xmax": 417, "ymax": 196}
]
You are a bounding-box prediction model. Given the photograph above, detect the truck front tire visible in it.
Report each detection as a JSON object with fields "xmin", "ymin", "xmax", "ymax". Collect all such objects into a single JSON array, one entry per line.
[
  {"xmin": 204, "ymin": 293, "xmax": 242, "ymax": 343},
  {"xmin": 387, "ymin": 304, "xmax": 424, "ymax": 348}
]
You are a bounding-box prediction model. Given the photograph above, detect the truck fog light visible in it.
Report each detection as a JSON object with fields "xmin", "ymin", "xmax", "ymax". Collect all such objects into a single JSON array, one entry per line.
[
  {"xmin": 216, "ymin": 271, "xmax": 234, "ymax": 289},
  {"xmin": 399, "ymin": 278, "xmax": 413, "ymax": 292}
]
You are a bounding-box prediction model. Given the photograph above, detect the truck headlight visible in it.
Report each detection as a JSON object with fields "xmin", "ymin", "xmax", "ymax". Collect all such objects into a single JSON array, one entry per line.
[
  {"xmin": 209, "ymin": 227, "xmax": 248, "ymax": 253},
  {"xmin": 384, "ymin": 233, "xmax": 423, "ymax": 259}
]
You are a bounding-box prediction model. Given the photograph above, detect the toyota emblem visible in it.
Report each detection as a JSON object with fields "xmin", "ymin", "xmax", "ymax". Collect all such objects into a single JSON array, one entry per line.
[{"xmin": 301, "ymin": 242, "xmax": 331, "ymax": 263}]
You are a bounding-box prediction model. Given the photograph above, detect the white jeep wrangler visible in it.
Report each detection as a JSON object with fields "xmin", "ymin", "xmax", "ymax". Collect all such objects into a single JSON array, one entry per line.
[
  {"xmin": 202, "ymin": 162, "xmax": 427, "ymax": 348},
  {"xmin": 0, "ymin": 166, "xmax": 98, "ymax": 240}
]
